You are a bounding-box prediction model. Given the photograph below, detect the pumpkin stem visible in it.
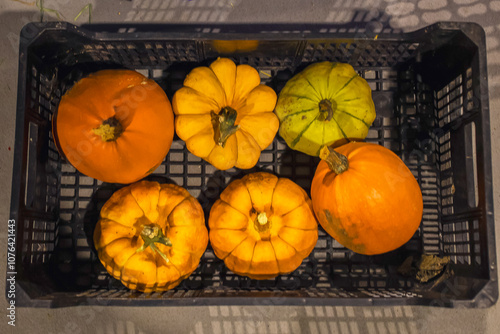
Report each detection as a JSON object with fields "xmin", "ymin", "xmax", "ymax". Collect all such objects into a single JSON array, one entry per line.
[
  {"xmin": 257, "ymin": 212, "xmax": 268, "ymax": 225},
  {"xmin": 319, "ymin": 145, "xmax": 349, "ymax": 174},
  {"xmin": 254, "ymin": 211, "xmax": 271, "ymax": 238},
  {"xmin": 136, "ymin": 225, "xmax": 172, "ymax": 264},
  {"xmin": 211, "ymin": 107, "xmax": 240, "ymax": 147},
  {"xmin": 93, "ymin": 117, "xmax": 123, "ymax": 142},
  {"xmin": 318, "ymin": 99, "xmax": 336, "ymax": 122}
]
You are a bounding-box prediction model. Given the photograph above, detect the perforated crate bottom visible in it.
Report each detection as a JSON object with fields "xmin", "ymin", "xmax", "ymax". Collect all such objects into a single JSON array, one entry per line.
[
  {"xmin": 22, "ymin": 63, "xmax": 447, "ymax": 299},
  {"xmin": 45, "ymin": 134, "xmax": 432, "ymax": 296}
]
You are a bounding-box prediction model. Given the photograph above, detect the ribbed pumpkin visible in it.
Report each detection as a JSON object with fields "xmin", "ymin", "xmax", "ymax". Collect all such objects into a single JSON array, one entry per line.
[
  {"xmin": 93, "ymin": 181, "xmax": 208, "ymax": 292},
  {"xmin": 310, "ymin": 142, "xmax": 423, "ymax": 255},
  {"xmin": 53, "ymin": 70, "xmax": 174, "ymax": 184},
  {"xmin": 275, "ymin": 62, "xmax": 376, "ymax": 156},
  {"xmin": 172, "ymin": 58, "xmax": 279, "ymax": 170},
  {"xmin": 209, "ymin": 172, "xmax": 318, "ymax": 279}
]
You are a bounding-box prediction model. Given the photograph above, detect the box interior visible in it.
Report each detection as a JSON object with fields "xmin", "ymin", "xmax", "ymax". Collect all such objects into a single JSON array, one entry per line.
[{"xmin": 14, "ymin": 25, "xmax": 492, "ymax": 305}]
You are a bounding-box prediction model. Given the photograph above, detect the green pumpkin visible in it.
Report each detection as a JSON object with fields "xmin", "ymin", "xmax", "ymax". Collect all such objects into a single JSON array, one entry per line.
[{"xmin": 275, "ymin": 62, "xmax": 376, "ymax": 156}]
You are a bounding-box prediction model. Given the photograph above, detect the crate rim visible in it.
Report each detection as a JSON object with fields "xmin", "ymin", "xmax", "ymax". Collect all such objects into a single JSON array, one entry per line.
[{"xmin": 17, "ymin": 20, "xmax": 487, "ymax": 40}]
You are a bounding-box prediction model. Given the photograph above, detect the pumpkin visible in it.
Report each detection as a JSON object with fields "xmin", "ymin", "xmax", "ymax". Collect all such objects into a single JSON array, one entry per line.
[
  {"xmin": 93, "ymin": 180, "xmax": 208, "ymax": 292},
  {"xmin": 209, "ymin": 172, "xmax": 318, "ymax": 279},
  {"xmin": 172, "ymin": 58, "xmax": 279, "ymax": 170},
  {"xmin": 275, "ymin": 62, "xmax": 376, "ymax": 156},
  {"xmin": 310, "ymin": 142, "xmax": 423, "ymax": 255},
  {"xmin": 212, "ymin": 40, "xmax": 259, "ymax": 54},
  {"xmin": 53, "ymin": 69, "xmax": 174, "ymax": 184}
]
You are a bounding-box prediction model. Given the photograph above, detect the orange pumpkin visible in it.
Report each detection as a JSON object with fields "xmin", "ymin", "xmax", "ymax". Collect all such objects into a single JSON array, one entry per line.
[
  {"xmin": 53, "ymin": 70, "xmax": 174, "ymax": 184},
  {"xmin": 209, "ymin": 172, "xmax": 318, "ymax": 279},
  {"xmin": 310, "ymin": 142, "xmax": 423, "ymax": 255},
  {"xmin": 93, "ymin": 181, "xmax": 208, "ymax": 292}
]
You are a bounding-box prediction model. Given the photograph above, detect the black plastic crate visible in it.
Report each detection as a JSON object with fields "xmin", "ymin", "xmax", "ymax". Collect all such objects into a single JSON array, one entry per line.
[{"xmin": 8, "ymin": 22, "xmax": 497, "ymax": 307}]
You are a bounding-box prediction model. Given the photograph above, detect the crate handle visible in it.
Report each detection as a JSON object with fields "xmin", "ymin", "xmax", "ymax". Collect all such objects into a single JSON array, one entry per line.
[
  {"xmin": 464, "ymin": 121, "xmax": 478, "ymax": 208},
  {"xmin": 25, "ymin": 122, "xmax": 39, "ymax": 208}
]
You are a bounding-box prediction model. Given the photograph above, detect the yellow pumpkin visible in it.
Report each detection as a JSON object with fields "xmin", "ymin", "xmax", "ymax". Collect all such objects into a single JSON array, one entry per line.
[
  {"xmin": 93, "ymin": 181, "xmax": 208, "ymax": 292},
  {"xmin": 172, "ymin": 58, "xmax": 279, "ymax": 170},
  {"xmin": 209, "ymin": 172, "xmax": 318, "ymax": 279},
  {"xmin": 275, "ymin": 62, "xmax": 376, "ymax": 156}
]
